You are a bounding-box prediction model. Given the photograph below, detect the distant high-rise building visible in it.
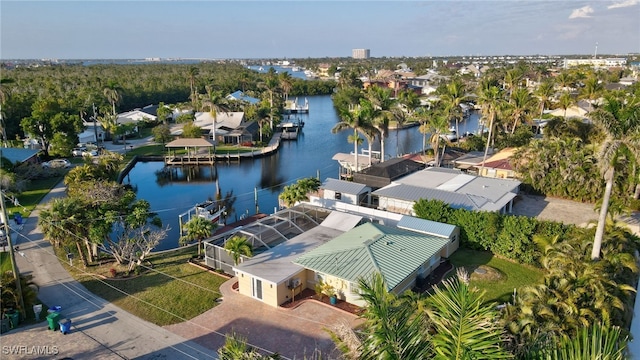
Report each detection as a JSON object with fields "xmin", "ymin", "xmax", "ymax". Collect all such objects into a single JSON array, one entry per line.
[{"xmin": 352, "ymin": 49, "xmax": 370, "ymax": 59}]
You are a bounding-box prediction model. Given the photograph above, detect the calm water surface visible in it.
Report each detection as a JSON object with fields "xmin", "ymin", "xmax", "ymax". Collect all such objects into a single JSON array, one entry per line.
[{"xmin": 125, "ymin": 95, "xmax": 480, "ymax": 250}]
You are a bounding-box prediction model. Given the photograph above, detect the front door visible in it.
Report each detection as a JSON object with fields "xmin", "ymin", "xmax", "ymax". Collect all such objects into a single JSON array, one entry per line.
[{"xmin": 252, "ymin": 278, "xmax": 263, "ymax": 300}]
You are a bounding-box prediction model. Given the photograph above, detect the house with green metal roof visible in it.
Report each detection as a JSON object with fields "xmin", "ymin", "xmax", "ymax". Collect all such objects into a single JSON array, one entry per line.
[
  {"xmin": 224, "ymin": 204, "xmax": 459, "ymax": 308},
  {"xmin": 293, "ymin": 222, "xmax": 458, "ymax": 307}
]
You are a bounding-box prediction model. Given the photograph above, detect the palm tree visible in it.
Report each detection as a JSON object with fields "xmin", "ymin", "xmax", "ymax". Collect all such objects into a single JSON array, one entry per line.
[
  {"xmin": 477, "ymin": 81, "xmax": 504, "ymax": 175},
  {"xmin": 187, "ymin": 66, "xmax": 199, "ymax": 108},
  {"xmin": 179, "ymin": 216, "xmax": 215, "ymax": 257},
  {"xmin": 426, "ymin": 268, "xmax": 511, "ymax": 359},
  {"xmin": 534, "ymin": 323, "xmax": 628, "ymax": 360},
  {"xmin": 39, "ymin": 197, "xmax": 90, "ymax": 266},
  {"xmin": 534, "ymin": 79, "xmax": 555, "ymax": 119},
  {"xmin": 418, "ymin": 107, "xmax": 450, "ymax": 166},
  {"xmin": 508, "ymin": 88, "xmax": 536, "ymax": 134},
  {"xmin": 580, "ymin": 76, "xmax": 604, "ymax": 113},
  {"xmin": 365, "ymin": 87, "xmax": 394, "ymax": 161},
  {"xmin": 224, "ymin": 235, "xmax": 253, "ymax": 265},
  {"xmin": 557, "ymin": 91, "xmax": 575, "ymax": 119},
  {"xmin": 202, "ymin": 86, "xmax": 231, "ymax": 145},
  {"xmin": 555, "ymin": 72, "xmax": 574, "ymax": 91},
  {"xmin": 278, "ymin": 71, "xmax": 293, "ymax": 101},
  {"xmin": 356, "ymin": 273, "xmax": 432, "ymax": 359},
  {"xmin": 589, "ymin": 95, "xmax": 640, "ymax": 259},
  {"xmin": 331, "ymin": 103, "xmax": 372, "ymax": 176},
  {"xmin": 503, "ymin": 68, "xmax": 523, "ymax": 99},
  {"xmin": 103, "ymin": 81, "xmax": 122, "ymax": 116},
  {"xmin": 440, "ymin": 79, "xmax": 467, "ymax": 137}
]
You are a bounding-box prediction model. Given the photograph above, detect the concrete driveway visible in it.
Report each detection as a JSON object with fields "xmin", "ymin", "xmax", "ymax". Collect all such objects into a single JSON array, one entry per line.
[
  {"xmin": 165, "ymin": 278, "xmax": 363, "ymax": 360},
  {"xmin": 511, "ymin": 194, "xmax": 599, "ymax": 227}
]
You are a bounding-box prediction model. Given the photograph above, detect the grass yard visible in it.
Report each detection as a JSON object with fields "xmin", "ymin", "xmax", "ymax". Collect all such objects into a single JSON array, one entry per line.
[
  {"xmin": 1, "ymin": 252, "xmax": 12, "ymax": 273},
  {"xmin": 6, "ymin": 177, "xmax": 64, "ymax": 219},
  {"xmin": 65, "ymin": 248, "xmax": 228, "ymax": 326},
  {"xmin": 448, "ymin": 247, "xmax": 544, "ymax": 304}
]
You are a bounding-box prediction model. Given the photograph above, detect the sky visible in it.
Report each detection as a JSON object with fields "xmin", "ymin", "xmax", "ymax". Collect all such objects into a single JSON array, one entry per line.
[{"xmin": 1, "ymin": 0, "xmax": 638, "ymax": 59}]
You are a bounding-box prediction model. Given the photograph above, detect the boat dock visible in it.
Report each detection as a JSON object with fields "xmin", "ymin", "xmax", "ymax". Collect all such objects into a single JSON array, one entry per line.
[
  {"xmin": 278, "ymin": 118, "xmax": 304, "ymax": 140},
  {"xmin": 284, "ymin": 97, "xmax": 309, "ymax": 114}
]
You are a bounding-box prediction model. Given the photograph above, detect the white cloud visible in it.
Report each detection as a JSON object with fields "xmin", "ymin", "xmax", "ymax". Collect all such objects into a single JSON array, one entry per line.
[
  {"xmin": 569, "ymin": 5, "xmax": 594, "ymax": 19},
  {"xmin": 608, "ymin": 0, "xmax": 639, "ymax": 9}
]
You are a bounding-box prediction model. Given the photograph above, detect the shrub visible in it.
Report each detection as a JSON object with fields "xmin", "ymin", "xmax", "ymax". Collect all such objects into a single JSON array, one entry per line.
[{"xmin": 414, "ymin": 198, "xmax": 571, "ymax": 264}]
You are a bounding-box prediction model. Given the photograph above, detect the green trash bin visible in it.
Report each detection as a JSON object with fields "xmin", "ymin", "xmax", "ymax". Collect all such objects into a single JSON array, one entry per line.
[
  {"xmin": 46, "ymin": 312, "xmax": 61, "ymax": 331},
  {"xmin": 6, "ymin": 311, "xmax": 20, "ymax": 329}
]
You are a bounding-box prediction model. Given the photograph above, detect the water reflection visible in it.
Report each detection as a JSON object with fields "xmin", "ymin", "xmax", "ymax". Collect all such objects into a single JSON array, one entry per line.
[
  {"xmin": 126, "ymin": 95, "xmax": 481, "ymax": 250},
  {"xmin": 156, "ymin": 165, "xmax": 218, "ymax": 184}
]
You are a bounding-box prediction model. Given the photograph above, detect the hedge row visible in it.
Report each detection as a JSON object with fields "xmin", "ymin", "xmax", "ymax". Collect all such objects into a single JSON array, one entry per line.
[{"xmin": 413, "ymin": 199, "xmax": 573, "ymax": 264}]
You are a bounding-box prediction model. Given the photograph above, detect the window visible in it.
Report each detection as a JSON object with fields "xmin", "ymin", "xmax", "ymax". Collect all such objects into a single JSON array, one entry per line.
[{"xmin": 335, "ymin": 192, "xmax": 342, "ymax": 200}]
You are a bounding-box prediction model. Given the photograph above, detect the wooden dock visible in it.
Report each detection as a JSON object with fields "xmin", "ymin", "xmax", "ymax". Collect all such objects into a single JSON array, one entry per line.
[{"xmin": 165, "ymin": 155, "xmax": 216, "ymax": 166}]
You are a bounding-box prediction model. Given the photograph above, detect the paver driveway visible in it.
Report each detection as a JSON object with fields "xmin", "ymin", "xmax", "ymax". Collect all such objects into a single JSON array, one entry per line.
[{"xmin": 165, "ymin": 277, "xmax": 363, "ymax": 360}]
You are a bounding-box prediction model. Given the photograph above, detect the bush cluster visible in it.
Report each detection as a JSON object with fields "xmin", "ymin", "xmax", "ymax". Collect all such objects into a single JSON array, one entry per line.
[{"xmin": 413, "ymin": 198, "xmax": 572, "ymax": 264}]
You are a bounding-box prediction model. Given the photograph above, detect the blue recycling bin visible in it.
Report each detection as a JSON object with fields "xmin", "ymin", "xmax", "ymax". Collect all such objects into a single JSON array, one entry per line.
[
  {"xmin": 13, "ymin": 213, "xmax": 23, "ymax": 225},
  {"xmin": 59, "ymin": 319, "xmax": 72, "ymax": 334}
]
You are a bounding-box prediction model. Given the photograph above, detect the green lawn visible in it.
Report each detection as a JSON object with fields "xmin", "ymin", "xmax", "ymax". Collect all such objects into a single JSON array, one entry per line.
[
  {"xmin": 448, "ymin": 247, "xmax": 544, "ymax": 304},
  {"xmin": 1, "ymin": 252, "xmax": 12, "ymax": 273},
  {"xmin": 6, "ymin": 177, "xmax": 64, "ymax": 219},
  {"xmin": 66, "ymin": 248, "xmax": 228, "ymax": 326}
]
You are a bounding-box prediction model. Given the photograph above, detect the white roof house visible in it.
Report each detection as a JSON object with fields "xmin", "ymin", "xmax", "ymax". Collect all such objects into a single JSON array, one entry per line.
[
  {"xmin": 116, "ymin": 109, "xmax": 157, "ymax": 125},
  {"xmin": 193, "ymin": 112, "xmax": 245, "ymax": 134},
  {"xmin": 372, "ymin": 167, "xmax": 521, "ymax": 215}
]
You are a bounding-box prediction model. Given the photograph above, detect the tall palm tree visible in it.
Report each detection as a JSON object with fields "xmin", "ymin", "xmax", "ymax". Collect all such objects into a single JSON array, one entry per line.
[
  {"xmin": 332, "ymin": 103, "xmax": 372, "ymax": 176},
  {"xmin": 508, "ymin": 88, "xmax": 536, "ymax": 134},
  {"xmin": 187, "ymin": 66, "xmax": 199, "ymax": 108},
  {"xmin": 103, "ymin": 81, "xmax": 122, "ymax": 116},
  {"xmin": 179, "ymin": 216, "xmax": 215, "ymax": 257},
  {"xmin": 365, "ymin": 87, "xmax": 394, "ymax": 161},
  {"xmin": 555, "ymin": 72, "xmax": 574, "ymax": 91},
  {"xmin": 580, "ymin": 76, "xmax": 604, "ymax": 113},
  {"xmin": 557, "ymin": 91, "xmax": 575, "ymax": 119},
  {"xmin": 535, "ymin": 79, "xmax": 555, "ymax": 119},
  {"xmin": 418, "ymin": 107, "xmax": 450, "ymax": 166},
  {"xmin": 224, "ymin": 235, "xmax": 253, "ymax": 265},
  {"xmin": 589, "ymin": 95, "xmax": 640, "ymax": 259},
  {"xmin": 503, "ymin": 68, "xmax": 523, "ymax": 99},
  {"xmin": 440, "ymin": 79, "xmax": 467, "ymax": 137},
  {"xmin": 477, "ymin": 81, "xmax": 504, "ymax": 175},
  {"xmin": 202, "ymin": 86, "xmax": 231, "ymax": 145},
  {"xmin": 278, "ymin": 71, "xmax": 293, "ymax": 101}
]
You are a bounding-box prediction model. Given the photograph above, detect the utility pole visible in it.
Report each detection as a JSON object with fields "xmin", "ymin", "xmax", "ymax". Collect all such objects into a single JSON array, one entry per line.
[{"xmin": 0, "ymin": 188, "xmax": 25, "ymax": 319}]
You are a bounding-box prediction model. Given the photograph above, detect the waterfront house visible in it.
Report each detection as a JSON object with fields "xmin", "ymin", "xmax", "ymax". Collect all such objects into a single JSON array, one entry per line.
[
  {"xmin": 226, "ymin": 90, "xmax": 260, "ymax": 105},
  {"xmin": 193, "ymin": 111, "xmax": 258, "ymax": 145},
  {"xmin": 352, "ymin": 157, "xmax": 424, "ymax": 190},
  {"xmin": 319, "ymin": 178, "xmax": 371, "ymax": 206},
  {"xmin": 211, "ymin": 205, "xmax": 459, "ymax": 308},
  {"xmin": 371, "ymin": 167, "xmax": 521, "ymax": 215},
  {"xmin": 294, "ymin": 220, "xmax": 458, "ymax": 307}
]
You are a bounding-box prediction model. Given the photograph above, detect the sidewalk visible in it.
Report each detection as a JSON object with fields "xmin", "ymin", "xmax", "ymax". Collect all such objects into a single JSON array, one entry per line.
[{"xmin": 2, "ymin": 181, "xmax": 217, "ymax": 360}]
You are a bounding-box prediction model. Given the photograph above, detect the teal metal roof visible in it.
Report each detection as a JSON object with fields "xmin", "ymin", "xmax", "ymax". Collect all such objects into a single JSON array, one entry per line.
[{"xmin": 294, "ymin": 222, "xmax": 450, "ymax": 291}]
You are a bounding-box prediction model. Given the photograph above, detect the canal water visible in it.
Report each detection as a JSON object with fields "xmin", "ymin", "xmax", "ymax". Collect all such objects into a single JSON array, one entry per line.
[{"xmin": 125, "ymin": 95, "xmax": 480, "ymax": 250}]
